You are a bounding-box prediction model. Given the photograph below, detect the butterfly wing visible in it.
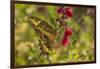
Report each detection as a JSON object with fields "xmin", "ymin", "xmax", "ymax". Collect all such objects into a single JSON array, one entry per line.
[{"xmin": 28, "ymin": 16, "xmax": 57, "ymax": 41}]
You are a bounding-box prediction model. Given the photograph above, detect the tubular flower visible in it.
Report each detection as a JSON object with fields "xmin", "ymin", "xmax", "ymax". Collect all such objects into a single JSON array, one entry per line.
[
  {"xmin": 64, "ymin": 27, "xmax": 72, "ymax": 36},
  {"xmin": 62, "ymin": 36, "xmax": 69, "ymax": 46},
  {"xmin": 57, "ymin": 7, "xmax": 64, "ymax": 14},
  {"xmin": 62, "ymin": 28, "xmax": 72, "ymax": 46},
  {"xmin": 64, "ymin": 7, "xmax": 73, "ymax": 18}
]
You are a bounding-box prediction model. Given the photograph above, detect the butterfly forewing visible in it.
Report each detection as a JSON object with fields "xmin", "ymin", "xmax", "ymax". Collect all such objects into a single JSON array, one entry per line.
[{"xmin": 28, "ymin": 16, "xmax": 56, "ymax": 40}]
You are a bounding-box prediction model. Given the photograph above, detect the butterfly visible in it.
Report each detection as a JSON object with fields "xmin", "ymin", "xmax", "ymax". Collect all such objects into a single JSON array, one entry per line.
[{"xmin": 28, "ymin": 16, "xmax": 57, "ymax": 56}]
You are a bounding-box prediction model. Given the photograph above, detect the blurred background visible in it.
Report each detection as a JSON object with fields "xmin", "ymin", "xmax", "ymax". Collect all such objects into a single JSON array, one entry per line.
[{"xmin": 14, "ymin": 3, "xmax": 95, "ymax": 66}]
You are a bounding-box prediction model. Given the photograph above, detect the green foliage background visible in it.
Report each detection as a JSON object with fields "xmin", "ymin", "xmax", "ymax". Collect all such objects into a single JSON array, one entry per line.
[{"xmin": 14, "ymin": 4, "xmax": 95, "ymax": 66}]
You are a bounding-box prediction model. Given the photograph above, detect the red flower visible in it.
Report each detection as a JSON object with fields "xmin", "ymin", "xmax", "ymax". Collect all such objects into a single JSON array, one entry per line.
[
  {"xmin": 62, "ymin": 37, "xmax": 69, "ymax": 46},
  {"xmin": 57, "ymin": 7, "xmax": 64, "ymax": 14},
  {"xmin": 62, "ymin": 27, "xmax": 72, "ymax": 47},
  {"xmin": 64, "ymin": 7, "xmax": 73, "ymax": 18},
  {"xmin": 64, "ymin": 27, "xmax": 72, "ymax": 36}
]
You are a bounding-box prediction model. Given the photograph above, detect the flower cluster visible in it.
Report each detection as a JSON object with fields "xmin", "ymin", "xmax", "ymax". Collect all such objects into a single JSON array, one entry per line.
[
  {"xmin": 56, "ymin": 7, "xmax": 73, "ymax": 47},
  {"xmin": 57, "ymin": 7, "xmax": 73, "ymax": 19}
]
